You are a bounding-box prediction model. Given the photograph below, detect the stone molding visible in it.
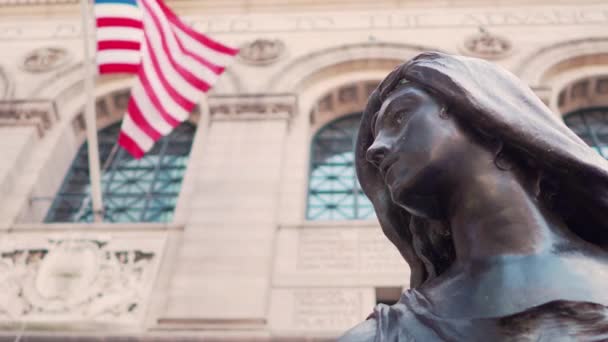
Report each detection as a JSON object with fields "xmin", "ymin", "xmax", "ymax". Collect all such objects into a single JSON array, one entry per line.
[
  {"xmin": 516, "ymin": 37, "xmax": 608, "ymax": 86},
  {"xmin": 267, "ymin": 42, "xmax": 438, "ymax": 92},
  {"xmin": 0, "ymin": 100, "xmax": 58, "ymax": 137},
  {"xmin": 208, "ymin": 94, "xmax": 297, "ymax": 121},
  {"xmin": 0, "ymin": 0, "xmax": 76, "ymax": 5}
]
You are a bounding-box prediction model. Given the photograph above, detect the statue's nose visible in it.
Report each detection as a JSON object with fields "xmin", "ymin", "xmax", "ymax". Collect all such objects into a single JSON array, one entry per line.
[{"xmin": 366, "ymin": 141, "xmax": 389, "ymax": 168}]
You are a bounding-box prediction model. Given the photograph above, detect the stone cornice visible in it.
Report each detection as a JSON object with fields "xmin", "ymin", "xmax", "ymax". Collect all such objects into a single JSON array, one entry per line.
[
  {"xmin": 0, "ymin": 0, "xmax": 75, "ymax": 5},
  {"xmin": 208, "ymin": 94, "xmax": 297, "ymax": 121},
  {"xmin": 0, "ymin": 100, "xmax": 58, "ymax": 137},
  {"xmin": 0, "ymin": 0, "xmax": 598, "ymax": 16}
]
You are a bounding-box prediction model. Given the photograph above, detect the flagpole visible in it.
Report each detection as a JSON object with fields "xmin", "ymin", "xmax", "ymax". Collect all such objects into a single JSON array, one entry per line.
[{"xmin": 80, "ymin": 0, "xmax": 104, "ymax": 222}]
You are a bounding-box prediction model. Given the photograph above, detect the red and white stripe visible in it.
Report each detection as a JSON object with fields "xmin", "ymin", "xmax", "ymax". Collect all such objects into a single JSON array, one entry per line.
[
  {"xmin": 118, "ymin": 0, "xmax": 238, "ymax": 158},
  {"xmin": 94, "ymin": 0, "xmax": 143, "ymax": 74}
]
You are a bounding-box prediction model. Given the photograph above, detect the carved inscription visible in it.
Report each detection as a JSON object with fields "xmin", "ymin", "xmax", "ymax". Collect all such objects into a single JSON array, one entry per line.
[
  {"xmin": 359, "ymin": 230, "xmax": 406, "ymax": 273},
  {"xmin": 292, "ymin": 289, "xmax": 360, "ymax": 330},
  {"xmin": 1, "ymin": 7, "xmax": 608, "ymax": 40},
  {"xmin": 296, "ymin": 228, "xmax": 405, "ymax": 273},
  {"xmin": 297, "ymin": 230, "xmax": 358, "ymax": 271},
  {"xmin": 187, "ymin": 9, "xmax": 608, "ymax": 33},
  {"xmin": 208, "ymin": 94, "xmax": 297, "ymax": 120}
]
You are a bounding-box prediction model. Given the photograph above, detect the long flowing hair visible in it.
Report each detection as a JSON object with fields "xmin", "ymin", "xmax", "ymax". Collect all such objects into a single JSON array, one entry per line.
[{"xmin": 356, "ymin": 52, "xmax": 608, "ymax": 287}]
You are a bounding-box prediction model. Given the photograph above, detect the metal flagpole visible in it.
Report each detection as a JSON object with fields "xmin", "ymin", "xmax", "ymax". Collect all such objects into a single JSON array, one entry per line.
[{"xmin": 80, "ymin": 0, "xmax": 104, "ymax": 222}]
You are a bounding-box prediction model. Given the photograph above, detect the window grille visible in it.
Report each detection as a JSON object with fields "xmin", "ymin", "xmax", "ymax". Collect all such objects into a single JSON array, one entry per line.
[
  {"xmin": 307, "ymin": 113, "xmax": 374, "ymax": 220},
  {"xmin": 564, "ymin": 107, "xmax": 608, "ymax": 159},
  {"xmin": 46, "ymin": 121, "xmax": 196, "ymax": 223}
]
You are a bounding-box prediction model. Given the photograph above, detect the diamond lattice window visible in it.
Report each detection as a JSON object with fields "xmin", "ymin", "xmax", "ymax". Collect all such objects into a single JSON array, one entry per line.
[
  {"xmin": 564, "ymin": 107, "xmax": 608, "ymax": 158},
  {"xmin": 307, "ymin": 114, "xmax": 374, "ymax": 220},
  {"xmin": 46, "ymin": 121, "xmax": 196, "ymax": 223}
]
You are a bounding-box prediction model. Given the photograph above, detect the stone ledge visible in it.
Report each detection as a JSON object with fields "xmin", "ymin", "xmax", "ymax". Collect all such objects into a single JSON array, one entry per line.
[
  {"xmin": 208, "ymin": 94, "xmax": 297, "ymax": 121},
  {"xmin": 10, "ymin": 222, "xmax": 184, "ymax": 232},
  {"xmin": 0, "ymin": 333, "xmax": 335, "ymax": 342},
  {"xmin": 0, "ymin": 100, "xmax": 58, "ymax": 137}
]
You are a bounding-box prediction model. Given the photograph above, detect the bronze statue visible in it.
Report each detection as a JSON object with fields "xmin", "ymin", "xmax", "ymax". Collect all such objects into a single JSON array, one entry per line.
[{"xmin": 341, "ymin": 52, "xmax": 608, "ymax": 341}]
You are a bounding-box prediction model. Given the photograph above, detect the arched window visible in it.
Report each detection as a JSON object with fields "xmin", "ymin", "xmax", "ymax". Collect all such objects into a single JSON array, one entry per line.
[
  {"xmin": 564, "ymin": 107, "xmax": 608, "ymax": 158},
  {"xmin": 307, "ymin": 113, "xmax": 374, "ymax": 220},
  {"xmin": 46, "ymin": 121, "xmax": 196, "ymax": 223}
]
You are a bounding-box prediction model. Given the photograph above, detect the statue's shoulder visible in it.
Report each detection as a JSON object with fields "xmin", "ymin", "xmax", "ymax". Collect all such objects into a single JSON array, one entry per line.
[
  {"xmin": 339, "ymin": 298, "xmax": 608, "ymax": 341},
  {"xmin": 338, "ymin": 318, "xmax": 377, "ymax": 342},
  {"xmin": 339, "ymin": 291, "xmax": 441, "ymax": 342}
]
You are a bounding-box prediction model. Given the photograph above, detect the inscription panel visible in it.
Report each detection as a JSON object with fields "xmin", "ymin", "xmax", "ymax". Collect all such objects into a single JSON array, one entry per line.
[
  {"xmin": 275, "ymin": 226, "xmax": 409, "ymax": 287},
  {"xmin": 292, "ymin": 289, "xmax": 360, "ymax": 330},
  {"xmin": 296, "ymin": 229, "xmax": 358, "ymax": 271},
  {"xmin": 359, "ymin": 230, "xmax": 407, "ymax": 274},
  {"xmin": 269, "ymin": 288, "xmax": 374, "ymax": 333}
]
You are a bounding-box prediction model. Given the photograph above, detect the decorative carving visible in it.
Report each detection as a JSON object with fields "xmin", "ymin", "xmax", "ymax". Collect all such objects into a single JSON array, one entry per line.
[
  {"xmin": 21, "ymin": 47, "xmax": 70, "ymax": 73},
  {"xmin": 238, "ymin": 39, "xmax": 286, "ymax": 66},
  {"xmin": 461, "ymin": 27, "xmax": 512, "ymax": 60},
  {"xmin": 0, "ymin": 100, "xmax": 58, "ymax": 137},
  {"xmin": 209, "ymin": 94, "xmax": 297, "ymax": 120},
  {"xmin": 0, "ymin": 234, "xmax": 163, "ymax": 325}
]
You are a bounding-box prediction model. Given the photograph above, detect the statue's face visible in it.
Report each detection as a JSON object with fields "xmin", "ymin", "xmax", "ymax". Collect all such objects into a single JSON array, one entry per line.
[{"xmin": 366, "ymin": 83, "xmax": 465, "ymax": 219}]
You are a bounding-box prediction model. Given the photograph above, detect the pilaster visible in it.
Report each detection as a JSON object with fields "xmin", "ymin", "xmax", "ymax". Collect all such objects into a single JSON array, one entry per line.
[{"xmin": 158, "ymin": 94, "xmax": 297, "ymax": 330}]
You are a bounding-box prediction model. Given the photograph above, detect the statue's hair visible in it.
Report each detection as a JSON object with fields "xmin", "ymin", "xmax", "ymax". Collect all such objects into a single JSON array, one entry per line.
[{"xmin": 356, "ymin": 52, "xmax": 608, "ymax": 287}]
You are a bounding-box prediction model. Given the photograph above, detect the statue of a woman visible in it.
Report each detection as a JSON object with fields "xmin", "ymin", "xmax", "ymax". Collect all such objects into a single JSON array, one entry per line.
[{"xmin": 341, "ymin": 52, "xmax": 608, "ymax": 341}]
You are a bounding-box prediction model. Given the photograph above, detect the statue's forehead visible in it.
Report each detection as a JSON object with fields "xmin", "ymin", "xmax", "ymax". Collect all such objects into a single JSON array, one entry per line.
[{"xmin": 379, "ymin": 83, "xmax": 434, "ymax": 114}]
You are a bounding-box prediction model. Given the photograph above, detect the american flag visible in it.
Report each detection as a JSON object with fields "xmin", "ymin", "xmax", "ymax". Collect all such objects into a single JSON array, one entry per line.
[{"xmin": 94, "ymin": 0, "xmax": 238, "ymax": 158}]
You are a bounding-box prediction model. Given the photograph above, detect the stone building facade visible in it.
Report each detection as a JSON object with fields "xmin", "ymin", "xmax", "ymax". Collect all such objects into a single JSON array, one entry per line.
[{"xmin": 0, "ymin": 0, "xmax": 607, "ymax": 340}]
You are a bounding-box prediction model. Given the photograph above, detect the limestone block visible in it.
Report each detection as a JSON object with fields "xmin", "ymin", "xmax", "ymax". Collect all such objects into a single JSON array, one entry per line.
[{"xmin": 166, "ymin": 275, "xmax": 269, "ymax": 319}]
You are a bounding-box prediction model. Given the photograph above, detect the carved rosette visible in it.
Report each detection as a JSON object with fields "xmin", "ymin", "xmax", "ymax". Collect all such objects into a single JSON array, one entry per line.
[
  {"xmin": 21, "ymin": 47, "xmax": 71, "ymax": 73},
  {"xmin": 461, "ymin": 28, "xmax": 513, "ymax": 60},
  {"xmin": 0, "ymin": 234, "xmax": 164, "ymax": 325},
  {"xmin": 238, "ymin": 39, "xmax": 286, "ymax": 66},
  {"xmin": 209, "ymin": 94, "xmax": 297, "ymax": 121}
]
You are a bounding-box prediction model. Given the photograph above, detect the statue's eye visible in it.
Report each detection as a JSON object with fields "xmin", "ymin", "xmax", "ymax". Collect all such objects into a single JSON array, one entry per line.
[{"xmin": 390, "ymin": 110, "xmax": 411, "ymax": 127}]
